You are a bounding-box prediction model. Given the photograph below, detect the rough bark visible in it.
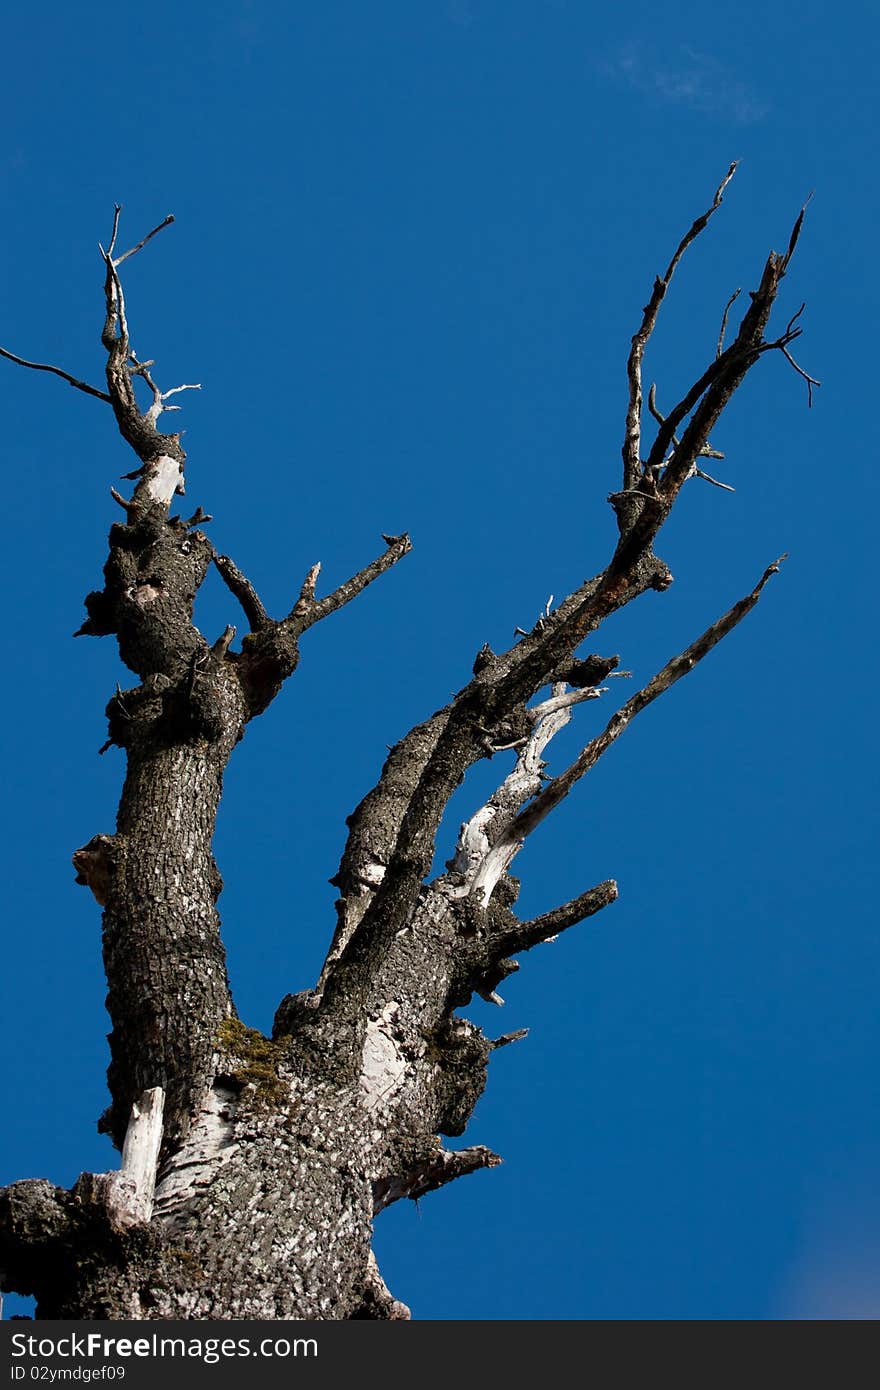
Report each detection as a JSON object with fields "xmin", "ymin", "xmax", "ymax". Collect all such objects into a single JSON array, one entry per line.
[{"xmin": 0, "ymin": 176, "xmax": 813, "ymax": 1319}]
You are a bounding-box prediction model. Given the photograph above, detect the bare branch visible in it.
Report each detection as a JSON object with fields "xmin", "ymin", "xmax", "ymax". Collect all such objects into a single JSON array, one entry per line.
[
  {"xmin": 647, "ymin": 382, "xmax": 724, "ymax": 463},
  {"xmin": 106, "ymin": 204, "xmax": 122, "ymax": 259},
  {"xmin": 289, "ymin": 533, "xmax": 412, "ymax": 632},
  {"xmin": 527, "ymin": 687, "xmax": 603, "ymax": 720},
  {"xmin": 622, "ymin": 162, "xmax": 737, "ymax": 490},
  {"xmin": 506, "ymin": 556, "xmax": 786, "ymax": 851},
  {"xmin": 373, "ymin": 1144, "xmax": 502, "ymax": 1213},
  {"xmin": 447, "ymin": 683, "xmax": 575, "ymax": 895},
  {"xmin": 129, "ymin": 351, "xmax": 165, "ymax": 424},
  {"xmin": 717, "ymin": 287, "xmax": 742, "ymax": 358},
  {"xmin": 693, "ymin": 467, "xmax": 735, "ymax": 492},
  {"xmin": 0, "ymin": 345, "xmax": 111, "ymax": 403},
  {"xmin": 489, "ymin": 1027, "xmax": 529, "ymax": 1050},
  {"xmin": 610, "ymin": 217, "xmax": 808, "ymax": 555},
  {"xmin": 113, "ymin": 214, "xmax": 175, "ymax": 268},
  {"xmin": 783, "ymin": 192, "xmax": 813, "ymax": 270},
  {"xmin": 778, "ymin": 344, "xmax": 821, "ymax": 406},
  {"xmin": 162, "ymin": 383, "xmax": 201, "ymax": 401},
  {"xmin": 212, "ymin": 554, "xmax": 269, "ymax": 632},
  {"xmin": 296, "ymin": 562, "xmax": 322, "ymax": 606},
  {"xmin": 501, "ymin": 880, "xmax": 619, "ymax": 953},
  {"xmin": 93, "ymin": 210, "xmax": 192, "ymax": 479}
]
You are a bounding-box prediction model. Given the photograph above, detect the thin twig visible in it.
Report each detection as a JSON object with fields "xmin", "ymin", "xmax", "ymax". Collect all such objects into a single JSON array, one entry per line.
[
  {"xmin": 783, "ymin": 192, "xmax": 813, "ymax": 269},
  {"xmin": 779, "ymin": 344, "xmax": 821, "ymax": 406},
  {"xmin": 0, "ymin": 346, "xmax": 112, "ymax": 403},
  {"xmin": 648, "ymin": 382, "xmax": 725, "ymax": 469},
  {"xmin": 717, "ymin": 287, "xmax": 742, "ymax": 358},
  {"xmin": 693, "ymin": 467, "xmax": 735, "ymax": 492},
  {"xmin": 162, "ymin": 383, "xmax": 201, "ymax": 400},
  {"xmin": 107, "ymin": 204, "xmax": 122, "ymax": 260},
  {"xmin": 113, "ymin": 215, "xmax": 175, "ymax": 268},
  {"xmin": 621, "ymin": 162, "xmax": 738, "ymax": 491}
]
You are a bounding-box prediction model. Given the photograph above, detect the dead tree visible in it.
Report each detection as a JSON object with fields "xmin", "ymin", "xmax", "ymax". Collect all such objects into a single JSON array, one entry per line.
[{"xmin": 0, "ymin": 167, "xmax": 815, "ymax": 1319}]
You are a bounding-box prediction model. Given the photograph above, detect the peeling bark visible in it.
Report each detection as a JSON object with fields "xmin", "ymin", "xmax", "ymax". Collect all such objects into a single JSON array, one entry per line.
[{"xmin": 0, "ymin": 182, "xmax": 812, "ymax": 1319}]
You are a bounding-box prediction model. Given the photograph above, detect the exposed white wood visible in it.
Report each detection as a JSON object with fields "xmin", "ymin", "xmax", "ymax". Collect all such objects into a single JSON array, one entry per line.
[
  {"xmin": 153, "ymin": 1080, "xmax": 240, "ymax": 1228},
  {"xmin": 360, "ymin": 1003, "xmax": 407, "ymax": 1113},
  {"xmin": 358, "ymin": 860, "xmax": 386, "ymax": 887},
  {"xmin": 528, "ymin": 687, "xmax": 603, "ymax": 719},
  {"xmin": 447, "ymin": 683, "xmax": 578, "ymax": 904},
  {"xmin": 90, "ymin": 1087, "xmax": 166, "ymax": 1229},
  {"xmin": 119, "ymin": 1087, "xmax": 165, "ymax": 1223},
  {"xmin": 144, "ymin": 454, "xmax": 184, "ymax": 504}
]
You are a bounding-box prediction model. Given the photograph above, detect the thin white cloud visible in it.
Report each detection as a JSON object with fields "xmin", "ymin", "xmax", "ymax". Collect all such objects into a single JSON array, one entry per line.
[{"xmin": 606, "ymin": 41, "xmax": 768, "ymax": 125}]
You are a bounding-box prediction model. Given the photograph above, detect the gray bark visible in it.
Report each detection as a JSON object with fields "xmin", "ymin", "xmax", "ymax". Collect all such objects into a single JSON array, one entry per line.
[{"xmin": 0, "ymin": 178, "xmax": 812, "ymax": 1319}]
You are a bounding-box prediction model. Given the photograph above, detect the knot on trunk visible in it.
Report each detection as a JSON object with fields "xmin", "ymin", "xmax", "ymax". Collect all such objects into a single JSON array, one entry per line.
[{"xmin": 72, "ymin": 834, "xmax": 118, "ymax": 906}]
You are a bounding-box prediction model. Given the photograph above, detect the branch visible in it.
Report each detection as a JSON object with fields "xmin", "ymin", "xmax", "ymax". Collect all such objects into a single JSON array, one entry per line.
[
  {"xmin": 213, "ymin": 553, "xmax": 270, "ymax": 631},
  {"xmin": 457, "ymin": 881, "xmax": 618, "ymax": 1012},
  {"xmin": 717, "ymin": 287, "xmax": 742, "ymax": 358},
  {"xmin": 112, "ymin": 213, "xmax": 175, "ymax": 268},
  {"xmin": 288, "ymin": 532, "xmax": 412, "ymax": 632},
  {"xmin": 507, "ymin": 556, "xmax": 786, "ymax": 849},
  {"xmin": 693, "ymin": 467, "xmax": 735, "ymax": 493},
  {"xmin": 373, "ymin": 1144, "xmax": 502, "ymax": 1213},
  {"xmin": 527, "ymin": 686, "xmax": 604, "ymax": 719},
  {"xmin": 106, "ymin": 203, "xmax": 122, "ymax": 259},
  {"xmin": 500, "ymin": 880, "xmax": 619, "ymax": 953},
  {"xmin": 317, "ymin": 192, "xmax": 805, "ymax": 1016},
  {"xmin": 446, "ymin": 683, "xmax": 577, "ymax": 894},
  {"xmin": 647, "ymin": 382, "xmax": 725, "ymax": 462},
  {"xmin": 0, "ymin": 345, "xmax": 111, "ymax": 403},
  {"xmin": 606, "ymin": 232, "xmax": 804, "ymax": 576},
  {"xmin": 621, "ymin": 162, "xmax": 737, "ymax": 490},
  {"xmin": 97, "ymin": 209, "xmax": 191, "ymax": 477},
  {"xmin": 778, "ymin": 342, "xmax": 821, "ymax": 407}
]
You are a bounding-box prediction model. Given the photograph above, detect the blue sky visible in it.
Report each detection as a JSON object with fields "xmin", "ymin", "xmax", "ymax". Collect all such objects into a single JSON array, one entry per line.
[{"xmin": 1, "ymin": 1, "xmax": 877, "ymax": 1320}]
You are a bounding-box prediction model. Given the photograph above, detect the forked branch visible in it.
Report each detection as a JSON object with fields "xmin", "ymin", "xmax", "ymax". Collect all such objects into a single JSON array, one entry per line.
[
  {"xmin": 442, "ymin": 559, "xmax": 783, "ymax": 917},
  {"xmin": 288, "ymin": 533, "xmax": 413, "ymax": 633},
  {"xmin": 506, "ymin": 556, "xmax": 786, "ymax": 851},
  {"xmin": 622, "ymin": 161, "xmax": 738, "ymax": 491}
]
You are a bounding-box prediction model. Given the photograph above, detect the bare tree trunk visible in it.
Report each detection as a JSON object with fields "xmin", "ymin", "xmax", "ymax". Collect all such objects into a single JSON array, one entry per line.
[{"xmin": 0, "ymin": 173, "xmax": 815, "ymax": 1319}]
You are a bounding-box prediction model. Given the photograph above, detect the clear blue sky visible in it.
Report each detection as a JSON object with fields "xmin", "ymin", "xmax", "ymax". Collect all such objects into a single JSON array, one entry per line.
[{"xmin": 2, "ymin": 1, "xmax": 877, "ymax": 1321}]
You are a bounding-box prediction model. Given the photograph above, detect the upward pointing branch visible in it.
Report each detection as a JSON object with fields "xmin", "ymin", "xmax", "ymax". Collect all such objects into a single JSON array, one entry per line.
[
  {"xmin": 468, "ymin": 555, "xmax": 786, "ymax": 902},
  {"xmin": 621, "ymin": 161, "xmax": 738, "ymax": 491},
  {"xmin": 513, "ymin": 555, "xmax": 786, "ymax": 840},
  {"xmin": 1, "ymin": 207, "xmax": 186, "ymax": 484}
]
